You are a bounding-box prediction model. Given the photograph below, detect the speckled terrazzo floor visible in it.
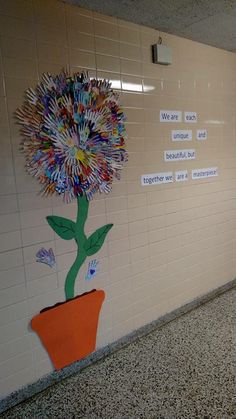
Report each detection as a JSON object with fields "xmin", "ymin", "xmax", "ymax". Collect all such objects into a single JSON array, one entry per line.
[{"xmin": 2, "ymin": 288, "xmax": 236, "ymax": 419}]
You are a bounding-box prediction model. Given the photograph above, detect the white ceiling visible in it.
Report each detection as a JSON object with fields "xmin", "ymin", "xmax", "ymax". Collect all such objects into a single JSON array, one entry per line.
[{"xmin": 64, "ymin": 0, "xmax": 236, "ymax": 52}]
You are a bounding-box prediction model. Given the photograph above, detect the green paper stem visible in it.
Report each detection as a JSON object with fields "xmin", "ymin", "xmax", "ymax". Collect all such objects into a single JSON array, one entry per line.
[
  {"xmin": 64, "ymin": 195, "xmax": 89, "ymax": 300},
  {"xmin": 65, "ymin": 246, "xmax": 87, "ymax": 300},
  {"xmin": 46, "ymin": 194, "xmax": 113, "ymax": 301},
  {"xmin": 76, "ymin": 194, "xmax": 89, "ymax": 229}
]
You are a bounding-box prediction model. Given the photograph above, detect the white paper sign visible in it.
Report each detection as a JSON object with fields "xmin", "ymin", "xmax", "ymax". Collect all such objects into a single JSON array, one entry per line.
[
  {"xmin": 141, "ymin": 172, "xmax": 173, "ymax": 186},
  {"xmin": 184, "ymin": 112, "xmax": 197, "ymax": 123},
  {"xmin": 192, "ymin": 167, "xmax": 218, "ymax": 180},
  {"xmin": 196, "ymin": 129, "xmax": 207, "ymax": 140},
  {"xmin": 175, "ymin": 170, "xmax": 188, "ymax": 182},
  {"xmin": 172, "ymin": 130, "xmax": 192, "ymax": 141},
  {"xmin": 164, "ymin": 149, "xmax": 195, "ymax": 161},
  {"xmin": 160, "ymin": 110, "xmax": 182, "ymax": 123}
]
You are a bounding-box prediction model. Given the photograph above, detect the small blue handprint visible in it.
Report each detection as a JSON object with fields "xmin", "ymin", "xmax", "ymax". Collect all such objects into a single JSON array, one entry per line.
[
  {"xmin": 36, "ymin": 248, "xmax": 56, "ymax": 268},
  {"xmin": 85, "ymin": 259, "xmax": 99, "ymax": 281}
]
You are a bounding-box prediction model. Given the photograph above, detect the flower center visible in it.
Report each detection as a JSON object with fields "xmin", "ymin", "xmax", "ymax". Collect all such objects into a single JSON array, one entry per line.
[{"xmin": 76, "ymin": 149, "xmax": 86, "ymax": 163}]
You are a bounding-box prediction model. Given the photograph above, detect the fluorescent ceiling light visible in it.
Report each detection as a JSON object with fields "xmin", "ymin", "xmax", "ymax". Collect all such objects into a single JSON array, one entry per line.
[{"xmin": 90, "ymin": 77, "xmax": 154, "ymax": 92}]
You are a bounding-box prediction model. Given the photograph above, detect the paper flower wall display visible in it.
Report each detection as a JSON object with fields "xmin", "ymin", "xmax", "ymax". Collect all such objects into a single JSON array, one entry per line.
[
  {"xmin": 17, "ymin": 70, "xmax": 127, "ymax": 369},
  {"xmin": 17, "ymin": 70, "xmax": 127, "ymax": 299}
]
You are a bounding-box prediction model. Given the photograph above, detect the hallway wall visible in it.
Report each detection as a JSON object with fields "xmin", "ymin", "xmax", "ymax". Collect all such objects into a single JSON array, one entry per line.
[{"xmin": 0, "ymin": 0, "xmax": 236, "ymax": 398}]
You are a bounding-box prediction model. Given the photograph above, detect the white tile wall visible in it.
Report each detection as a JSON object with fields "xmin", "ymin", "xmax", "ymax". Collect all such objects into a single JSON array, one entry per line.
[
  {"xmin": 0, "ymin": 0, "xmax": 236, "ymax": 400},
  {"xmin": 0, "ymin": 284, "xmax": 27, "ymax": 309},
  {"xmin": 0, "ymin": 319, "xmax": 29, "ymax": 344},
  {"xmin": 0, "ymin": 335, "xmax": 31, "ymax": 363},
  {"xmin": 0, "ymin": 213, "xmax": 20, "ymax": 233},
  {"xmin": 0, "ymin": 249, "xmax": 23, "ymax": 271},
  {"xmin": 0, "ymin": 266, "xmax": 25, "ymax": 290},
  {"xmin": 0, "ymin": 301, "xmax": 28, "ymax": 327},
  {"xmin": 21, "ymin": 225, "xmax": 54, "ymax": 247},
  {"xmin": 0, "ymin": 367, "xmax": 35, "ymax": 399}
]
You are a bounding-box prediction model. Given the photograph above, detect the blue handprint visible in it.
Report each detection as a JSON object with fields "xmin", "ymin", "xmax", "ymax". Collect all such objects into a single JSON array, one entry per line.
[
  {"xmin": 85, "ymin": 259, "xmax": 99, "ymax": 281},
  {"xmin": 36, "ymin": 248, "xmax": 56, "ymax": 268}
]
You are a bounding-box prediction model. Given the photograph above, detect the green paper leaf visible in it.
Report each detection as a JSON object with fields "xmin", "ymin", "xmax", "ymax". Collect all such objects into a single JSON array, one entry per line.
[
  {"xmin": 46, "ymin": 216, "xmax": 76, "ymax": 240},
  {"xmin": 84, "ymin": 224, "xmax": 113, "ymax": 256}
]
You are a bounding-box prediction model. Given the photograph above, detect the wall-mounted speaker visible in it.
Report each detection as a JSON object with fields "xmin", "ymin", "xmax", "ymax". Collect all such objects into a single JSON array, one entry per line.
[{"xmin": 152, "ymin": 44, "xmax": 172, "ymax": 65}]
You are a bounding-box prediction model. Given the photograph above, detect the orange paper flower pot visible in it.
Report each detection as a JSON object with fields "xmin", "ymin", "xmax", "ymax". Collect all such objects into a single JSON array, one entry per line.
[{"xmin": 31, "ymin": 289, "xmax": 105, "ymax": 370}]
